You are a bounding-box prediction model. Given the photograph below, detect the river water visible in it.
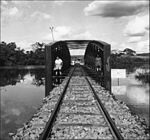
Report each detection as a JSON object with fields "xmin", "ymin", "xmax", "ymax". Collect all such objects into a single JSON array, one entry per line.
[{"xmin": 0, "ymin": 66, "xmax": 149, "ymax": 140}]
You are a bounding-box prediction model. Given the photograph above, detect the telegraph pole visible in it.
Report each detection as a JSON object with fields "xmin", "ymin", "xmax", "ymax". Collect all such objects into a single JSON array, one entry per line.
[{"xmin": 49, "ymin": 26, "xmax": 54, "ymax": 42}]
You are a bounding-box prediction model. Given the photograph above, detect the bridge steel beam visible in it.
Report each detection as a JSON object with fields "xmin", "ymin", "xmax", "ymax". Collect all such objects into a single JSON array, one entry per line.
[
  {"xmin": 103, "ymin": 43, "xmax": 111, "ymax": 92},
  {"xmin": 45, "ymin": 43, "xmax": 53, "ymax": 96},
  {"xmin": 84, "ymin": 40, "xmax": 111, "ymax": 92}
]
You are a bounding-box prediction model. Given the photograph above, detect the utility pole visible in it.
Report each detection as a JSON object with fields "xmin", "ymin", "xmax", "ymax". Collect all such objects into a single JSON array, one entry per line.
[{"xmin": 49, "ymin": 26, "xmax": 54, "ymax": 42}]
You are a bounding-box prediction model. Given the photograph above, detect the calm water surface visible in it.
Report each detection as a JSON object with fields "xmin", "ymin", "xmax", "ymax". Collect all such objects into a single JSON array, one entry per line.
[
  {"xmin": 0, "ymin": 67, "xmax": 45, "ymax": 140},
  {"xmin": 0, "ymin": 66, "xmax": 149, "ymax": 140},
  {"xmin": 112, "ymin": 68, "xmax": 149, "ymax": 127}
]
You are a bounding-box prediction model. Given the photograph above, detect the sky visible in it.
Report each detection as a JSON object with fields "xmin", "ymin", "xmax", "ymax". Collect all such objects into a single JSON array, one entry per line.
[{"xmin": 1, "ymin": 0, "xmax": 149, "ymax": 55}]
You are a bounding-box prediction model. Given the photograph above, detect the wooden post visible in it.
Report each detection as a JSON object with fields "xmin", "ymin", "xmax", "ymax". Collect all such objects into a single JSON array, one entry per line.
[
  {"xmin": 45, "ymin": 44, "xmax": 52, "ymax": 97},
  {"xmin": 118, "ymin": 78, "xmax": 119, "ymax": 86}
]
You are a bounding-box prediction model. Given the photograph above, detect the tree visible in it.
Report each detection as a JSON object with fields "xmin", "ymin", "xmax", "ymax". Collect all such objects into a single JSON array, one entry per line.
[
  {"xmin": 123, "ymin": 48, "xmax": 136, "ymax": 56},
  {"xmin": 0, "ymin": 42, "xmax": 7, "ymax": 66},
  {"xmin": 0, "ymin": 42, "xmax": 26, "ymax": 66},
  {"xmin": 31, "ymin": 42, "xmax": 45, "ymax": 65},
  {"xmin": 0, "ymin": 41, "xmax": 46, "ymax": 66}
]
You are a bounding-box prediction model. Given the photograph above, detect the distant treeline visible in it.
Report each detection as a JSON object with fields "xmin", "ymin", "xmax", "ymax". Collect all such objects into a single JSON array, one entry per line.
[
  {"xmin": 110, "ymin": 54, "xmax": 149, "ymax": 69},
  {"xmin": 0, "ymin": 41, "xmax": 45, "ymax": 66},
  {"xmin": 137, "ymin": 53, "xmax": 150, "ymax": 56},
  {"xmin": 0, "ymin": 41, "xmax": 149, "ymax": 68}
]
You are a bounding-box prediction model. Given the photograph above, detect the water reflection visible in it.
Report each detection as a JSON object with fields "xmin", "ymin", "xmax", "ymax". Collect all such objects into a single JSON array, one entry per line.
[
  {"xmin": 0, "ymin": 69, "xmax": 27, "ymax": 87},
  {"xmin": 0, "ymin": 68, "xmax": 45, "ymax": 87},
  {"xmin": 127, "ymin": 85, "xmax": 149, "ymax": 105},
  {"xmin": 30, "ymin": 69, "xmax": 45, "ymax": 86},
  {"xmin": 112, "ymin": 85, "xmax": 149, "ymax": 105},
  {"xmin": 112, "ymin": 86, "xmax": 126, "ymax": 95},
  {"xmin": 112, "ymin": 68, "xmax": 149, "ymax": 127},
  {"xmin": 0, "ymin": 67, "xmax": 45, "ymax": 140}
]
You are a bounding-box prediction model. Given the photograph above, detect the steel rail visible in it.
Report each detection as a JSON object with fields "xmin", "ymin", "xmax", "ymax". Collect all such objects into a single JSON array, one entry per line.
[
  {"xmin": 85, "ymin": 76, "xmax": 124, "ymax": 140},
  {"xmin": 80, "ymin": 66, "xmax": 123, "ymax": 139},
  {"xmin": 39, "ymin": 67, "xmax": 76, "ymax": 140},
  {"xmin": 40, "ymin": 65, "xmax": 123, "ymax": 140}
]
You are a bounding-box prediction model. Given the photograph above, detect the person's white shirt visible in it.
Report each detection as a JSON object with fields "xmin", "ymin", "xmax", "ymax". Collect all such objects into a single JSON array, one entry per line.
[{"xmin": 54, "ymin": 57, "xmax": 63, "ymax": 70}]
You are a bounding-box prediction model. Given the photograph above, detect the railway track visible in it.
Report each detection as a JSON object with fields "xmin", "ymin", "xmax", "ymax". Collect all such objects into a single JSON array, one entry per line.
[{"xmin": 40, "ymin": 65, "xmax": 123, "ymax": 140}]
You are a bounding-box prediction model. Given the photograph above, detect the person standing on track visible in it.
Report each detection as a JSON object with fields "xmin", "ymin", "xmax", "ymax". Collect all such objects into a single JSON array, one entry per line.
[
  {"xmin": 54, "ymin": 56, "xmax": 63, "ymax": 76},
  {"xmin": 95, "ymin": 55, "xmax": 102, "ymax": 72}
]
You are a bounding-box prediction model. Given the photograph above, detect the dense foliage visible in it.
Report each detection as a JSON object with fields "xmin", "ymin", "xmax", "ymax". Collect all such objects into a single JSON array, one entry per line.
[
  {"xmin": 0, "ymin": 42, "xmax": 45, "ymax": 66},
  {"xmin": 110, "ymin": 54, "xmax": 149, "ymax": 69},
  {"xmin": 0, "ymin": 41, "xmax": 149, "ymax": 68}
]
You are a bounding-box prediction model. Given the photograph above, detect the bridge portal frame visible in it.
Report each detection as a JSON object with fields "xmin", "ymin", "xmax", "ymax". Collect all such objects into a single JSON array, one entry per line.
[
  {"xmin": 45, "ymin": 41, "xmax": 71, "ymax": 96},
  {"xmin": 45, "ymin": 40, "xmax": 111, "ymax": 95}
]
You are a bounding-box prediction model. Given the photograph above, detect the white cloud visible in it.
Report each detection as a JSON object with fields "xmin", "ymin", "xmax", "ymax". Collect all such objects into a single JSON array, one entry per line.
[
  {"xmin": 31, "ymin": 11, "xmax": 51, "ymax": 20},
  {"xmin": 1, "ymin": 6, "xmax": 23, "ymax": 18},
  {"xmin": 1, "ymin": 0, "xmax": 8, "ymax": 5},
  {"xmin": 53, "ymin": 1, "xmax": 66, "ymax": 6},
  {"xmin": 1, "ymin": 1, "xmax": 28, "ymax": 25},
  {"xmin": 43, "ymin": 14, "xmax": 51, "ymax": 19},
  {"xmin": 124, "ymin": 14, "xmax": 149, "ymax": 36},
  {"xmin": 119, "ymin": 39, "xmax": 149, "ymax": 53},
  {"xmin": 16, "ymin": 40, "xmax": 32, "ymax": 51},
  {"xmin": 11, "ymin": 1, "xmax": 24, "ymax": 4},
  {"xmin": 119, "ymin": 43, "xmax": 129, "ymax": 50},
  {"xmin": 1, "ymin": 6, "xmax": 23, "ymax": 25},
  {"xmin": 43, "ymin": 26, "xmax": 71, "ymax": 41},
  {"xmin": 43, "ymin": 26, "xmax": 95, "ymax": 42},
  {"xmin": 55, "ymin": 26, "xmax": 71, "ymax": 37},
  {"xmin": 128, "ymin": 36, "xmax": 142, "ymax": 43},
  {"xmin": 84, "ymin": 1, "xmax": 148, "ymax": 18},
  {"xmin": 136, "ymin": 40, "xmax": 149, "ymax": 53},
  {"xmin": 11, "ymin": 0, "xmax": 30, "ymax": 5},
  {"xmin": 54, "ymin": 27, "xmax": 95, "ymax": 40},
  {"xmin": 72, "ymin": 31, "xmax": 93, "ymax": 40},
  {"xmin": 108, "ymin": 41, "xmax": 118, "ymax": 50},
  {"xmin": 9, "ymin": 7, "xmax": 19, "ymax": 16}
]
